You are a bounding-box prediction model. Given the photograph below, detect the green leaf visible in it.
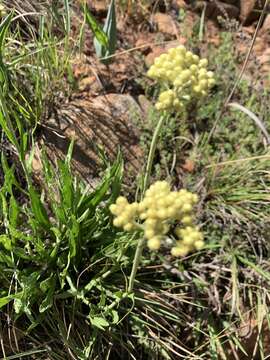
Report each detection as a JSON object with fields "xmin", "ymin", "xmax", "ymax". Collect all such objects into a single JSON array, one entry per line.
[
  {"xmin": 111, "ymin": 309, "xmax": 119, "ymax": 324},
  {"xmin": 40, "ymin": 274, "xmax": 54, "ymax": 293},
  {"xmin": 0, "ymin": 295, "xmax": 15, "ymax": 308},
  {"xmin": 0, "ymin": 234, "xmax": 12, "ymax": 250},
  {"xmin": 65, "ymin": 139, "xmax": 74, "ymax": 166},
  {"xmin": 29, "ymin": 186, "xmax": 51, "ymax": 230},
  {"xmin": 0, "ymin": 251, "xmax": 13, "ymax": 266},
  {"xmin": 58, "ymin": 160, "xmax": 73, "ymax": 211},
  {"xmin": 0, "ymin": 12, "xmax": 13, "ymax": 57},
  {"xmin": 90, "ymin": 316, "xmax": 109, "ymax": 330},
  {"xmin": 39, "ymin": 276, "xmax": 56, "ymax": 313},
  {"xmin": 83, "ymin": 3, "xmax": 108, "ymax": 48},
  {"xmin": 9, "ymin": 196, "xmax": 19, "ymax": 228},
  {"xmin": 0, "ymin": 292, "xmax": 23, "ymax": 309},
  {"xmin": 25, "ymin": 145, "xmax": 36, "ymax": 174},
  {"xmin": 69, "ymin": 215, "xmax": 80, "ymax": 258},
  {"xmin": 12, "ymin": 247, "xmax": 31, "ymax": 261},
  {"xmin": 63, "ymin": 0, "xmax": 71, "ymax": 35},
  {"xmin": 77, "ymin": 208, "xmax": 90, "ymax": 223},
  {"xmin": 0, "ymin": 91, "xmax": 18, "ymax": 148},
  {"xmin": 0, "ymin": 12, "xmax": 13, "ymax": 87},
  {"xmin": 94, "ymin": 0, "xmax": 117, "ymax": 64}
]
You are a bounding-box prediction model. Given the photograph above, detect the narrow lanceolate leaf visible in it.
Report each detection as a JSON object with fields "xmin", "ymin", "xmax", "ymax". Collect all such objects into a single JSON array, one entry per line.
[
  {"xmin": 39, "ymin": 275, "xmax": 56, "ymax": 313},
  {"xmin": 90, "ymin": 316, "xmax": 109, "ymax": 330},
  {"xmin": 0, "ymin": 12, "xmax": 13, "ymax": 91},
  {"xmin": 83, "ymin": 3, "xmax": 108, "ymax": 48},
  {"xmin": 29, "ymin": 186, "xmax": 51, "ymax": 230},
  {"xmin": 0, "ymin": 292, "xmax": 22, "ymax": 309},
  {"xmin": 0, "ymin": 295, "xmax": 14, "ymax": 308},
  {"xmin": 63, "ymin": 0, "xmax": 71, "ymax": 35},
  {"xmin": 94, "ymin": 0, "xmax": 117, "ymax": 64},
  {"xmin": 69, "ymin": 215, "xmax": 80, "ymax": 258},
  {"xmin": 0, "ymin": 14, "xmax": 20, "ymax": 149},
  {"xmin": 0, "ymin": 234, "xmax": 12, "ymax": 251}
]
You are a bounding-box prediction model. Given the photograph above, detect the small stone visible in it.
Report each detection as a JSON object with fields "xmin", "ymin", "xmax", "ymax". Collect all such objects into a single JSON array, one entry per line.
[
  {"xmin": 90, "ymin": 0, "xmax": 108, "ymax": 14},
  {"xmin": 138, "ymin": 95, "xmax": 152, "ymax": 114},
  {"xmin": 135, "ymin": 33, "xmax": 154, "ymax": 54},
  {"xmin": 182, "ymin": 159, "xmax": 195, "ymax": 173},
  {"xmin": 78, "ymin": 76, "xmax": 100, "ymax": 92},
  {"xmin": 152, "ymin": 13, "xmax": 176, "ymax": 35}
]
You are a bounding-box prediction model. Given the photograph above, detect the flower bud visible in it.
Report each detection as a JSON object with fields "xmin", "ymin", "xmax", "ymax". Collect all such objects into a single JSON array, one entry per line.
[
  {"xmin": 208, "ymin": 78, "xmax": 215, "ymax": 87},
  {"xmin": 113, "ymin": 217, "xmax": 123, "ymax": 227},
  {"xmin": 171, "ymin": 245, "xmax": 189, "ymax": 257},
  {"xmin": 145, "ymin": 228, "xmax": 156, "ymax": 239},
  {"xmin": 116, "ymin": 196, "xmax": 128, "ymax": 206},
  {"xmin": 109, "ymin": 204, "xmax": 118, "ymax": 215},
  {"xmin": 199, "ymin": 58, "xmax": 208, "ymax": 68},
  {"xmin": 190, "ymin": 64, "xmax": 198, "ymax": 74},
  {"xmin": 147, "ymin": 237, "xmax": 161, "ymax": 250},
  {"xmin": 182, "ymin": 216, "xmax": 193, "ymax": 225},
  {"xmin": 182, "ymin": 203, "xmax": 192, "ymax": 213},
  {"xmin": 124, "ymin": 223, "xmax": 134, "ymax": 231},
  {"xmin": 194, "ymin": 240, "xmax": 204, "ymax": 250},
  {"xmin": 177, "ymin": 45, "xmax": 186, "ymax": 54}
]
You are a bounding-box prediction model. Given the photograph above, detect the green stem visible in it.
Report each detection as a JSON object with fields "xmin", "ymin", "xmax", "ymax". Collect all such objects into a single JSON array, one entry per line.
[
  {"xmin": 128, "ymin": 113, "xmax": 167, "ymax": 293},
  {"xmin": 142, "ymin": 113, "xmax": 167, "ymax": 195},
  {"xmin": 128, "ymin": 237, "xmax": 145, "ymax": 293}
]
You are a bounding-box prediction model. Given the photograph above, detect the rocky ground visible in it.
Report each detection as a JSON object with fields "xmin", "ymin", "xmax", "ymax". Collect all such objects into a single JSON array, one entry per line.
[{"xmin": 30, "ymin": 0, "xmax": 270, "ymax": 187}]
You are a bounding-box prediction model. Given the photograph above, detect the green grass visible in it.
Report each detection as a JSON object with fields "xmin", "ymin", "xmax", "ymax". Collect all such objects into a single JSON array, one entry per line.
[{"xmin": 0, "ymin": 2, "xmax": 270, "ymax": 359}]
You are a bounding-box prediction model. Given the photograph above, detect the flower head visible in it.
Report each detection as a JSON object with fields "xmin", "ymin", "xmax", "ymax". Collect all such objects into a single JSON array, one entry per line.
[
  {"xmin": 147, "ymin": 46, "xmax": 215, "ymax": 112},
  {"xmin": 110, "ymin": 181, "xmax": 204, "ymax": 257}
]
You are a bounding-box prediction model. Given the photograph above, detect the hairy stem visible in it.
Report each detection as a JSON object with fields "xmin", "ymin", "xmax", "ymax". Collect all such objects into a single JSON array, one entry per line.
[
  {"xmin": 128, "ymin": 113, "xmax": 167, "ymax": 293},
  {"xmin": 128, "ymin": 237, "xmax": 145, "ymax": 293},
  {"xmin": 142, "ymin": 113, "xmax": 166, "ymax": 195}
]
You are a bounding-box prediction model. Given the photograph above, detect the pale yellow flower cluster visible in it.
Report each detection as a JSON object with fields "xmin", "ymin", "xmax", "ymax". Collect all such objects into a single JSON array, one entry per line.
[
  {"xmin": 172, "ymin": 225, "xmax": 204, "ymax": 257},
  {"xmin": 147, "ymin": 46, "xmax": 215, "ymax": 111},
  {"xmin": 110, "ymin": 181, "xmax": 204, "ymax": 257},
  {"xmin": 110, "ymin": 197, "xmax": 139, "ymax": 231}
]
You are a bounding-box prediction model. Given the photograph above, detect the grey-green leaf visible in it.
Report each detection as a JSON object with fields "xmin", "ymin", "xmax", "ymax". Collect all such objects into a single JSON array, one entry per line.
[
  {"xmin": 94, "ymin": 0, "xmax": 116, "ymax": 64},
  {"xmin": 83, "ymin": 3, "xmax": 108, "ymax": 48}
]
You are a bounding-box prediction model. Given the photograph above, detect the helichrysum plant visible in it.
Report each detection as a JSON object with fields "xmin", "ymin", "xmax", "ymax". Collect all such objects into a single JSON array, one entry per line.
[
  {"xmin": 112, "ymin": 46, "xmax": 214, "ymax": 292},
  {"xmin": 147, "ymin": 45, "xmax": 215, "ymax": 111},
  {"xmin": 110, "ymin": 180, "xmax": 204, "ymax": 257}
]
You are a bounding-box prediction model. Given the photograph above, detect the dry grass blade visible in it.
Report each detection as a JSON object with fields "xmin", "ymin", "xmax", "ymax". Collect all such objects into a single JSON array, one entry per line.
[{"xmin": 228, "ymin": 102, "xmax": 270, "ymax": 145}]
